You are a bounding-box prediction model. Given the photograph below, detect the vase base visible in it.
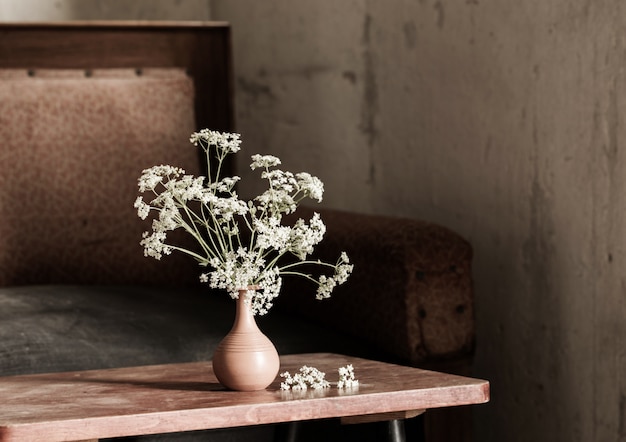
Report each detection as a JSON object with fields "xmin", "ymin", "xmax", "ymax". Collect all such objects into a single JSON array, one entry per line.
[{"xmin": 212, "ymin": 348, "xmax": 280, "ymax": 391}]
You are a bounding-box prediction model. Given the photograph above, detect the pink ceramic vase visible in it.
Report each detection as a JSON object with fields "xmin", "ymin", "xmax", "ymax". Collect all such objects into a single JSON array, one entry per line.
[{"xmin": 212, "ymin": 288, "xmax": 280, "ymax": 391}]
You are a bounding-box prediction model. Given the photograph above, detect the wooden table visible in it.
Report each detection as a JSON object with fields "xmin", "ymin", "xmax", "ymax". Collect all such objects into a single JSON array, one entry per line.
[{"xmin": 0, "ymin": 353, "xmax": 489, "ymax": 442}]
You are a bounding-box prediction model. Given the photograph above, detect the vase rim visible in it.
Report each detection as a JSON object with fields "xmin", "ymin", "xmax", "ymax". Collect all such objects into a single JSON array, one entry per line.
[{"xmin": 237, "ymin": 285, "xmax": 260, "ymax": 291}]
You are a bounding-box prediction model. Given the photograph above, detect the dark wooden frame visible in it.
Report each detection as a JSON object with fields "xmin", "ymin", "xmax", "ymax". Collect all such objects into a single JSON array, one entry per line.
[{"xmin": 0, "ymin": 21, "xmax": 235, "ymax": 148}]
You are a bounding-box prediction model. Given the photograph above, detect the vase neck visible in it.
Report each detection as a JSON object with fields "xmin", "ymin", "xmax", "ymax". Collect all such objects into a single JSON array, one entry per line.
[{"xmin": 233, "ymin": 289, "xmax": 259, "ymax": 332}]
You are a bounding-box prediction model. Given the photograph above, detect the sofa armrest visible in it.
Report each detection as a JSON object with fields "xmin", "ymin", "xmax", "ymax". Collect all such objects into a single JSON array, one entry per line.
[{"xmin": 279, "ymin": 207, "xmax": 475, "ymax": 366}]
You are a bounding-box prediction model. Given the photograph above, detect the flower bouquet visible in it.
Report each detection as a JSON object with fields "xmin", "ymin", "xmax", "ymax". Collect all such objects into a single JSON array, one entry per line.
[{"xmin": 134, "ymin": 129, "xmax": 353, "ymax": 315}]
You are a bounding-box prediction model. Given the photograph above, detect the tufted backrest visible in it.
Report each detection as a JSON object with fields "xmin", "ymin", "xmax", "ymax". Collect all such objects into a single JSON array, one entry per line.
[{"xmin": 0, "ymin": 23, "xmax": 234, "ymax": 286}]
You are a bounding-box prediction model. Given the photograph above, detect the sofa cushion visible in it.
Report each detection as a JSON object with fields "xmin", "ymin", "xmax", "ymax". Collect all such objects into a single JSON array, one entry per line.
[
  {"xmin": 281, "ymin": 207, "xmax": 475, "ymax": 366},
  {"xmin": 0, "ymin": 69, "xmax": 201, "ymax": 287}
]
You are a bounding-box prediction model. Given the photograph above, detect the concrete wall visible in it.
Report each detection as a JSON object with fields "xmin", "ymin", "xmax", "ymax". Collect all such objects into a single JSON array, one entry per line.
[
  {"xmin": 212, "ymin": 1, "xmax": 626, "ymax": 441},
  {"xmin": 0, "ymin": 0, "xmax": 210, "ymax": 21},
  {"xmin": 2, "ymin": 0, "xmax": 625, "ymax": 440}
]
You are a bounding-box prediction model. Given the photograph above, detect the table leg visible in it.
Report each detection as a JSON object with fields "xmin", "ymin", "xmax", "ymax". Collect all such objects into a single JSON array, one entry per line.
[
  {"xmin": 387, "ymin": 419, "xmax": 406, "ymax": 442},
  {"xmin": 274, "ymin": 421, "xmax": 299, "ymax": 442}
]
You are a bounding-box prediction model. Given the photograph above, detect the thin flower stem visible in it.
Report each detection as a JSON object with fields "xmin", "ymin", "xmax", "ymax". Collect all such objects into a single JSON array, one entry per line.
[
  {"xmin": 278, "ymin": 271, "xmax": 319, "ymax": 284},
  {"xmin": 278, "ymin": 259, "xmax": 338, "ymax": 272},
  {"xmin": 166, "ymin": 243, "xmax": 210, "ymax": 264},
  {"xmin": 176, "ymin": 201, "xmax": 213, "ymax": 257}
]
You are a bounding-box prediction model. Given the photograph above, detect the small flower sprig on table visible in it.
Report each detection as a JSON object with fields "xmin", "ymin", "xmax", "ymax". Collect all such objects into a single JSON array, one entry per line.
[
  {"xmin": 135, "ymin": 129, "xmax": 353, "ymax": 315},
  {"xmin": 337, "ymin": 364, "xmax": 359, "ymax": 389},
  {"xmin": 280, "ymin": 364, "xmax": 359, "ymax": 390},
  {"xmin": 280, "ymin": 366, "xmax": 330, "ymax": 391}
]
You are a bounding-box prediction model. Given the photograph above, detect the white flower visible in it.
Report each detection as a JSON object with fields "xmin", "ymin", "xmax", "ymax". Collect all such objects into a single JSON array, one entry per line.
[
  {"xmin": 296, "ymin": 172, "xmax": 324, "ymax": 202},
  {"xmin": 207, "ymin": 248, "xmax": 265, "ymax": 297},
  {"xmin": 255, "ymin": 188, "xmax": 297, "ymax": 215},
  {"xmin": 214, "ymin": 176, "xmax": 241, "ymax": 193},
  {"xmin": 316, "ymin": 253, "xmax": 353, "ymax": 300},
  {"xmin": 337, "ymin": 364, "xmax": 359, "ymax": 389},
  {"xmin": 280, "ymin": 366, "xmax": 330, "ymax": 391},
  {"xmin": 287, "ymin": 213, "xmax": 326, "ymax": 259},
  {"xmin": 140, "ymin": 231, "xmax": 172, "ymax": 260},
  {"xmin": 138, "ymin": 165, "xmax": 185, "ymax": 192},
  {"xmin": 280, "ymin": 364, "xmax": 359, "ymax": 390},
  {"xmin": 253, "ymin": 268, "xmax": 282, "ymax": 315},
  {"xmin": 254, "ymin": 216, "xmax": 291, "ymax": 252},
  {"xmin": 190, "ymin": 129, "xmax": 241, "ymax": 153},
  {"xmin": 134, "ymin": 196, "xmax": 150, "ymax": 220},
  {"xmin": 250, "ymin": 154, "xmax": 281, "ymax": 170}
]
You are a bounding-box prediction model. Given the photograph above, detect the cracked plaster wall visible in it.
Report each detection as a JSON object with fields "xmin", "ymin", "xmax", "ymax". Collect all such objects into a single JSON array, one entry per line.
[
  {"xmin": 214, "ymin": 1, "xmax": 373, "ymax": 211},
  {"xmin": 213, "ymin": 1, "xmax": 626, "ymax": 441}
]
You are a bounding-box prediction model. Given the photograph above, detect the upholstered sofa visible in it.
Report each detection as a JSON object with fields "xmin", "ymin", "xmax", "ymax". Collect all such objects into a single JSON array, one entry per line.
[{"xmin": 0, "ymin": 22, "xmax": 475, "ymax": 442}]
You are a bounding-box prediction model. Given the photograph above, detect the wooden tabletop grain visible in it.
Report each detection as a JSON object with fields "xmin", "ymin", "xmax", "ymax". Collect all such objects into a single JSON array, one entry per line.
[{"xmin": 0, "ymin": 353, "xmax": 489, "ymax": 442}]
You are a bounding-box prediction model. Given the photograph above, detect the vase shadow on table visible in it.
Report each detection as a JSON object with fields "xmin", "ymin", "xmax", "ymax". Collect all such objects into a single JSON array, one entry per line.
[
  {"xmin": 80, "ymin": 377, "xmax": 225, "ymax": 392},
  {"xmin": 32, "ymin": 371, "xmax": 226, "ymax": 392}
]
